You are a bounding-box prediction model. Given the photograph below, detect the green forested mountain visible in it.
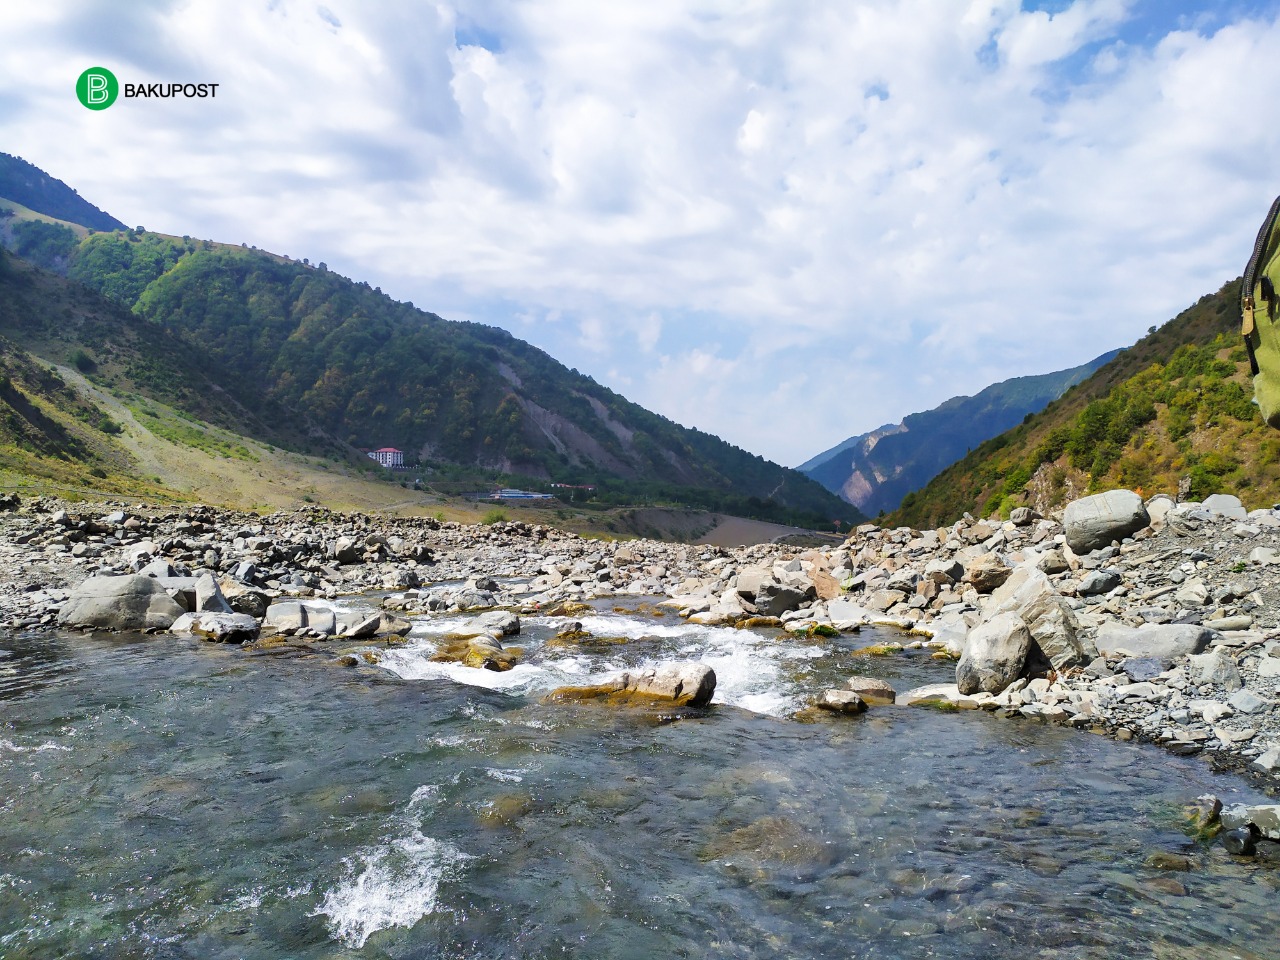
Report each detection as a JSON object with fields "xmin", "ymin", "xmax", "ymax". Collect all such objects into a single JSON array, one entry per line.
[
  {"xmin": 890, "ymin": 279, "xmax": 1278, "ymax": 528},
  {"xmin": 799, "ymin": 351, "xmax": 1116, "ymax": 517},
  {"xmin": 0, "ymin": 178, "xmax": 858, "ymax": 526},
  {"xmin": 0, "ymin": 153, "xmax": 125, "ymax": 232}
]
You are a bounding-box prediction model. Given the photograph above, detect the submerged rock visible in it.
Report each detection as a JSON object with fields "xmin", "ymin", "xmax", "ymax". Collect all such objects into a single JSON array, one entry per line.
[
  {"xmin": 431, "ymin": 634, "xmax": 521, "ymax": 671},
  {"xmin": 547, "ymin": 662, "xmax": 716, "ymax": 707}
]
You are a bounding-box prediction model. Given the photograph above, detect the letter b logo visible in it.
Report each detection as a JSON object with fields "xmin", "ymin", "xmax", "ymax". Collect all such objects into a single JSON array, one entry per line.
[{"xmin": 76, "ymin": 67, "xmax": 119, "ymax": 110}]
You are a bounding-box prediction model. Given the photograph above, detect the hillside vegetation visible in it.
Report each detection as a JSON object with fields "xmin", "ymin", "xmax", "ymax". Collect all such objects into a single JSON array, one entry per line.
[
  {"xmin": 47, "ymin": 229, "xmax": 857, "ymax": 527},
  {"xmin": 890, "ymin": 279, "xmax": 1276, "ymax": 527},
  {"xmin": 0, "ymin": 150, "xmax": 857, "ymax": 530}
]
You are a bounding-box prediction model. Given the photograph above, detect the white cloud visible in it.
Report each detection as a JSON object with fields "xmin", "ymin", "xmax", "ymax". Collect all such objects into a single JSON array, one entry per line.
[{"xmin": 1, "ymin": 0, "xmax": 1277, "ymax": 466}]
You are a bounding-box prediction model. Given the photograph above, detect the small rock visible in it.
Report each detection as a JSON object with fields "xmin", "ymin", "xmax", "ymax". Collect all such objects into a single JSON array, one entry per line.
[
  {"xmin": 1228, "ymin": 689, "xmax": 1270, "ymax": 714},
  {"xmin": 815, "ymin": 689, "xmax": 867, "ymax": 714},
  {"xmin": 1221, "ymin": 828, "xmax": 1257, "ymax": 857}
]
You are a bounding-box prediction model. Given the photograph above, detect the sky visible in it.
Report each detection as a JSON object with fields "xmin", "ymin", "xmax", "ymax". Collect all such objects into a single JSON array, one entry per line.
[{"xmin": 2, "ymin": 0, "xmax": 1280, "ymax": 467}]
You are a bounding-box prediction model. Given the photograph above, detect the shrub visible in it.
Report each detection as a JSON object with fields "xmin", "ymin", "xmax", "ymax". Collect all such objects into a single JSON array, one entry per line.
[
  {"xmin": 70, "ymin": 349, "xmax": 96, "ymax": 373},
  {"xmin": 481, "ymin": 509, "xmax": 507, "ymax": 524}
]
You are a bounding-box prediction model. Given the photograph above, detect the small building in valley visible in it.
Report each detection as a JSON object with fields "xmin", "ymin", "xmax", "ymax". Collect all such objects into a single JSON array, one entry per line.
[{"xmin": 368, "ymin": 447, "xmax": 404, "ymax": 468}]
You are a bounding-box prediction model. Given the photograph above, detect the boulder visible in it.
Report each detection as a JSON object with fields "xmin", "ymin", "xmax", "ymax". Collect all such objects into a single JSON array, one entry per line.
[
  {"xmin": 900, "ymin": 683, "xmax": 987, "ymax": 709},
  {"xmin": 1033, "ymin": 549, "xmax": 1070, "ymax": 575},
  {"xmin": 170, "ymin": 611, "xmax": 260, "ymax": 643},
  {"xmin": 924, "ymin": 557, "xmax": 964, "ymax": 584},
  {"xmin": 1093, "ymin": 624, "xmax": 1215, "ymax": 662},
  {"xmin": 989, "ymin": 567, "xmax": 1088, "ymax": 669},
  {"xmin": 815, "ymin": 689, "xmax": 867, "ymax": 714},
  {"xmin": 963, "ymin": 553, "xmax": 1012, "ymax": 593},
  {"xmin": 216, "ymin": 577, "xmax": 270, "ymax": 619},
  {"xmin": 1186, "ymin": 650, "xmax": 1242, "ymax": 691},
  {"xmin": 1009, "ymin": 507, "xmax": 1039, "ymax": 526},
  {"xmin": 846, "ymin": 676, "xmax": 896, "ymax": 704},
  {"xmin": 1145, "ymin": 495, "xmax": 1175, "ymax": 530},
  {"xmin": 431, "ymin": 634, "xmax": 520, "ymax": 671},
  {"xmin": 57, "ymin": 575, "xmax": 186, "ymax": 631},
  {"xmin": 1077, "ymin": 569, "xmax": 1121, "ymax": 596},
  {"xmin": 1202, "ymin": 494, "xmax": 1248, "ymax": 520},
  {"xmin": 194, "ymin": 572, "xmax": 233, "ymax": 613},
  {"xmin": 956, "ymin": 612, "xmax": 1031, "ymax": 695},
  {"xmin": 826, "ymin": 597, "xmax": 871, "ymax": 625},
  {"xmin": 262, "ymin": 601, "xmax": 338, "ymax": 636},
  {"xmin": 734, "ymin": 566, "xmax": 773, "ymax": 601},
  {"xmin": 331, "ymin": 536, "xmax": 363, "ymax": 564},
  {"xmin": 1063, "ymin": 490, "xmax": 1149, "ymax": 553},
  {"xmin": 548, "ymin": 662, "xmax": 716, "ymax": 707},
  {"xmin": 754, "ymin": 580, "xmax": 811, "ymax": 617},
  {"xmin": 468, "ymin": 610, "xmax": 521, "ymax": 637},
  {"xmin": 137, "ymin": 558, "xmax": 179, "ymax": 579},
  {"xmin": 1221, "ymin": 804, "xmax": 1280, "ymax": 841},
  {"xmin": 335, "ymin": 610, "xmax": 412, "ymax": 639}
]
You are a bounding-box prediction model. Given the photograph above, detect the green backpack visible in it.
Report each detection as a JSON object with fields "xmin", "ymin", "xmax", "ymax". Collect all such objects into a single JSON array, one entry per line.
[{"xmin": 1243, "ymin": 195, "xmax": 1280, "ymax": 426}]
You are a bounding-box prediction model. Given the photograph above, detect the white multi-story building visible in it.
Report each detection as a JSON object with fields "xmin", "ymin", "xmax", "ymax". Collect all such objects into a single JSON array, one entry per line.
[{"xmin": 368, "ymin": 447, "xmax": 404, "ymax": 468}]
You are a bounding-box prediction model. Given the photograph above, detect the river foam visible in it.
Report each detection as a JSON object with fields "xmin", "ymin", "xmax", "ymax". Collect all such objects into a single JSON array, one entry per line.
[
  {"xmin": 313, "ymin": 784, "xmax": 471, "ymax": 949},
  {"xmin": 375, "ymin": 609, "xmax": 825, "ymax": 716}
]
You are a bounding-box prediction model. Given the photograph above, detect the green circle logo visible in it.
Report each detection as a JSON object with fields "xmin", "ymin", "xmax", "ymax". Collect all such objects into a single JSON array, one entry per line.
[{"xmin": 76, "ymin": 67, "xmax": 118, "ymax": 110}]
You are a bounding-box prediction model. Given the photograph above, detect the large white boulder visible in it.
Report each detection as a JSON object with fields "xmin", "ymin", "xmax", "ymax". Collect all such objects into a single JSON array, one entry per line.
[
  {"xmin": 1094, "ymin": 623, "xmax": 1215, "ymax": 662},
  {"xmin": 1063, "ymin": 490, "xmax": 1149, "ymax": 553},
  {"xmin": 58, "ymin": 575, "xmax": 186, "ymax": 631},
  {"xmin": 956, "ymin": 612, "xmax": 1031, "ymax": 695},
  {"xmin": 989, "ymin": 567, "xmax": 1090, "ymax": 669}
]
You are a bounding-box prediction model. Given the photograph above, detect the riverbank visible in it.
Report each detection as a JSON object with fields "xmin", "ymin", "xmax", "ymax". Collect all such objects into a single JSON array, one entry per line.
[{"xmin": 2, "ymin": 490, "xmax": 1278, "ymax": 793}]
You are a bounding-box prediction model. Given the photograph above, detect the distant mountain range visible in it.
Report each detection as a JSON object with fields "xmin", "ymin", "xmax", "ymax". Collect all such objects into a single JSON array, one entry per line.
[
  {"xmin": 798, "ymin": 352, "xmax": 1117, "ymax": 517},
  {"xmin": 0, "ymin": 153, "xmax": 859, "ymax": 528},
  {"xmin": 0, "ymin": 153, "xmax": 125, "ymax": 232},
  {"xmin": 890, "ymin": 278, "xmax": 1264, "ymax": 528}
]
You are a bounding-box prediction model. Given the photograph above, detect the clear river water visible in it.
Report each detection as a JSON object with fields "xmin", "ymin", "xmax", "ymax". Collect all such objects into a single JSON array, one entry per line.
[{"xmin": 1, "ymin": 597, "xmax": 1276, "ymax": 959}]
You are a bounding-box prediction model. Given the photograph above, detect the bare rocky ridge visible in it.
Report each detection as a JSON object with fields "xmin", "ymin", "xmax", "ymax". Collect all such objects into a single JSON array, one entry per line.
[{"xmin": 5, "ymin": 488, "xmax": 1280, "ymax": 806}]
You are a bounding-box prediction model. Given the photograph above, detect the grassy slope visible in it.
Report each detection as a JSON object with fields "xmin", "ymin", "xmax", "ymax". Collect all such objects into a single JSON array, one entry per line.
[{"xmin": 889, "ymin": 278, "xmax": 1277, "ymax": 527}]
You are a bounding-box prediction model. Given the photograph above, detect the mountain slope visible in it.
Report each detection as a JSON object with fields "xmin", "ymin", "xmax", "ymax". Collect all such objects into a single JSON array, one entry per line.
[
  {"xmin": 99, "ymin": 239, "xmax": 857, "ymax": 524},
  {"xmin": 0, "ymin": 150, "xmax": 858, "ymax": 528},
  {"xmin": 0, "ymin": 153, "xmax": 125, "ymax": 232},
  {"xmin": 889, "ymin": 278, "xmax": 1276, "ymax": 528},
  {"xmin": 800, "ymin": 352, "xmax": 1116, "ymax": 517}
]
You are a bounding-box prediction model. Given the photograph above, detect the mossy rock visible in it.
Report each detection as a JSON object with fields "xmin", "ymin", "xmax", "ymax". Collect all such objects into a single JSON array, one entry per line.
[
  {"xmin": 545, "ymin": 630, "xmax": 631, "ymax": 650},
  {"xmin": 735, "ymin": 616, "xmax": 784, "ymax": 630},
  {"xmin": 797, "ymin": 623, "xmax": 840, "ymax": 639},
  {"xmin": 854, "ymin": 642, "xmax": 905, "ymax": 656},
  {"xmin": 431, "ymin": 636, "xmax": 521, "ymax": 671},
  {"xmin": 917, "ymin": 699, "xmax": 960, "ymax": 713},
  {"xmin": 543, "ymin": 601, "xmax": 593, "ymax": 618}
]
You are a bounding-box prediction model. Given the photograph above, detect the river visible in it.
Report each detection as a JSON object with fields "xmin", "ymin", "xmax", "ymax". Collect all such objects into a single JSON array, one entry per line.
[{"xmin": 0, "ymin": 597, "xmax": 1274, "ymax": 958}]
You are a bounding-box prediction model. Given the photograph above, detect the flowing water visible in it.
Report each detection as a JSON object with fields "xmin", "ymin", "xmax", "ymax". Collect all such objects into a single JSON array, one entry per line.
[{"xmin": 1, "ymin": 597, "xmax": 1276, "ymax": 959}]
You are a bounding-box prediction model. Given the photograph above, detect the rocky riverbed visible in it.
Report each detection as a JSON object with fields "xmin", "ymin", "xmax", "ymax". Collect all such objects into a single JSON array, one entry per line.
[{"xmin": 4, "ymin": 490, "xmax": 1279, "ymax": 797}]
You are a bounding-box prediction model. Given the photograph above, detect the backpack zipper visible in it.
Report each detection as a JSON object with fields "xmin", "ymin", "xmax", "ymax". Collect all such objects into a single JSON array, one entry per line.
[{"xmin": 1243, "ymin": 194, "xmax": 1280, "ymax": 335}]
